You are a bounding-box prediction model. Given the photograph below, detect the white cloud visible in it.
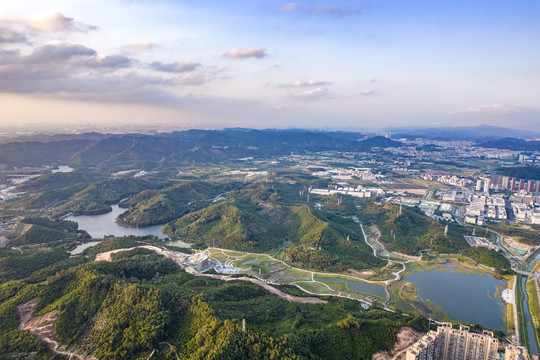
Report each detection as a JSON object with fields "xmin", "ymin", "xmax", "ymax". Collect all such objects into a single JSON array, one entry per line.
[
  {"xmin": 283, "ymin": 86, "xmax": 331, "ymax": 101},
  {"xmin": 25, "ymin": 12, "xmax": 97, "ymax": 33},
  {"xmin": 279, "ymin": 2, "xmax": 299, "ymax": 12},
  {"xmin": 149, "ymin": 61, "xmax": 200, "ymax": 73},
  {"xmin": 224, "ymin": 47, "xmax": 266, "ymax": 59},
  {"xmin": 362, "ymin": 89, "xmax": 375, "ymax": 96},
  {"xmin": 0, "ymin": 27, "xmax": 28, "ymax": 44},
  {"xmin": 121, "ymin": 43, "xmax": 157, "ymax": 53},
  {"xmin": 80, "ymin": 55, "xmax": 133, "ymax": 69},
  {"xmin": 452, "ymin": 104, "xmax": 532, "ymax": 114},
  {"xmin": 25, "ymin": 42, "xmax": 97, "ymax": 64},
  {"xmin": 175, "ymin": 73, "xmax": 206, "ymax": 86},
  {"xmin": 281, "ymin": 80, "xmax": 330, "ymax": 88}
]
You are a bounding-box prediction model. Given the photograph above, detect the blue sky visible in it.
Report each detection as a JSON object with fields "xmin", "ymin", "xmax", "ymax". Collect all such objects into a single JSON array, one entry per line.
[{"xmin": 0, "ymin": 0, "xmax": 539, "ymax": 130}]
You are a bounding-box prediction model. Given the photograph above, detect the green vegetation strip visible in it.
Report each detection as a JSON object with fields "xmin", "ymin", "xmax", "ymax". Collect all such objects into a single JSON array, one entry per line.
[
  {"xmin": 526, "ymin": 277, "xmax": 540, "ymax": 352},
  {"xmin": 516, "ymin": 274, "xmax": 530, "ymax": 351}
]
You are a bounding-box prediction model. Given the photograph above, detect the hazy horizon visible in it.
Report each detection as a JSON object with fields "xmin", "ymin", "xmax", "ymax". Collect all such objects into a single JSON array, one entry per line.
[{"xmin": 1, "ymin": 1, "xmax": 539, "ymax": 130}]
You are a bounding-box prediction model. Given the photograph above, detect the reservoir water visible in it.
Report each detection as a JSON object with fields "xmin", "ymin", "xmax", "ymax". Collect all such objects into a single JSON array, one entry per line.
[
  {"xmin": 67, "ymin": 204, "xmax": 168, "ymax": 239},
  {"xmin": 315, "ymin": 276, "xmax": 386, "ymax": 298},
  {"xmin": 404, "ymin": 266, "xmax": 506, "ymax": 330},
  {"xmin": 67, "ymin": 204, "xmax": 191, "ymax": 248},
  {"xmin": 70, "ymin": 241, "xmax": 101, "ymax": 255}
]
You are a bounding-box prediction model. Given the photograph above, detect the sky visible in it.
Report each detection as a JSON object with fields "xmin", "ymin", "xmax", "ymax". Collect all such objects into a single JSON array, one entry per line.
[{"xmin": 0, "ymin": 0, "xmax": 539, "ymax": 131}]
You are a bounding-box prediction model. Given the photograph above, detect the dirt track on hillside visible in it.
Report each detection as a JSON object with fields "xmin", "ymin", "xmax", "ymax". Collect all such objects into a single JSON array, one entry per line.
[
  {"xmin": 96, "ymin": 246, "xmax": 327, "ymax": 305},
  {"xmin": 371, "ymin": 327, "xmax": 424, "ymax": 360},
  {"xmin": 17, "ymin": 299, "xmax": 93, "ymax": 359}
]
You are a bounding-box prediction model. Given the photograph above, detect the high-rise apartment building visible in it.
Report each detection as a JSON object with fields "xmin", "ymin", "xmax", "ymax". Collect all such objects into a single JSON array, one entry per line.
[{"xmin": 406, "ymin": 323, "xmax": 499, "ymax": 360}]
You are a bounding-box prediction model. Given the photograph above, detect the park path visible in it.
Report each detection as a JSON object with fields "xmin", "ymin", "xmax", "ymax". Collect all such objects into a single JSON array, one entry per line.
[{"xmin": 95, "ymin": 246, "xmax": 326, "ymax": 305}]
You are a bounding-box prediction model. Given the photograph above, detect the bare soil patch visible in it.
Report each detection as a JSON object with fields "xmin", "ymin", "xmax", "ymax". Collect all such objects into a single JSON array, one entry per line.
[
  {"xmin": 17, "ymin": 299, "xmax": 60, "ymax": 351},
  {"xmin": 505, "ymin": 236, "xmax": 533, "ymax": 252},
  {"xmin": 347, "ymin": 269, "xmax": 375, "ymax": 277},
  {"xmin": 371, "ymin": 326, "xmax": 424, "ymax": 360}
]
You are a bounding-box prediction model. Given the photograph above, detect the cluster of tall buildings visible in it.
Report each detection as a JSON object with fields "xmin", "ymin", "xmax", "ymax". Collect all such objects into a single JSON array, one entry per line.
[
  {"xmin": 421, "ymin": 173, "xmax": 473, "ymax": 187},
  {"xmin": 406, "ymin": 323, "xmax": 531, "ymax": 360},
  {"xmin": 487, "ymin": 174, "xmax": 540, "ymax": 194},
  {"xmin": 518, "ymin": 153, "xmax": 540, "ymax": 166},
  {"xmin": 465, "ymin": 194, "xmax": 507, "ymax": 225},
  {"xmin": 406, "ymin": 323, "xmax": 499, "ymax": 360}
]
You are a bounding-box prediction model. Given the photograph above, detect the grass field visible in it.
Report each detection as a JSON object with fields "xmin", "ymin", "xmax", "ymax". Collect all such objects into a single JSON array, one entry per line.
[{"xmin": 526, "ymin": 276, "xmax": 540, "ymax": 352}]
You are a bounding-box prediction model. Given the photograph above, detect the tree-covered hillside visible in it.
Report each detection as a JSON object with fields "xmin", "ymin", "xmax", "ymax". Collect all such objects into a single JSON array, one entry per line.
[
  {"xmin": 164, "ymin": 199, "xmax": 384, "ymax": 272},
  {"xmin": 0, "ymin": 238, "xmax": 427, "ymax": 359},
  {"xmin": 357, "ymin": 201, "xmax": 469, "ymax": 255},
  {"xmin": 117, "ymin": 181, "xmax": 237, "ymax": 227}
]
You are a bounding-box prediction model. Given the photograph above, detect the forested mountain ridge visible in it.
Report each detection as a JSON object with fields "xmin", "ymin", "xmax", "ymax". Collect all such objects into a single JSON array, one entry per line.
[{"xmin": 0, "ymin": 129, "xmax": 403, "ymax": 168}]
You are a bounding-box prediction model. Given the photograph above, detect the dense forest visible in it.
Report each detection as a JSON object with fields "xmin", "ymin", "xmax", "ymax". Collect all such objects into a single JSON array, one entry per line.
[
  {"xmin": 117, "ymin": 181, "xmax": 237, "ymax": 227},
  {"xmin": 0, "ymin": 237, "xmax": 427, "ymax": 359},
  {"xmin": 462, "ymin": 247, "xmax": 511, "ymax": 271},
  {"xmin": 164, "ymin": 198, "xmax": 384, "ymax": 272},
  {"xmin": 357, "ymin": 201, "xmax": 469, "ymax": 255}
]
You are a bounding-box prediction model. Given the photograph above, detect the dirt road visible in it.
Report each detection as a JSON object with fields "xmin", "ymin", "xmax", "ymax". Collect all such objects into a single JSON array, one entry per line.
[{"xmin": 95, "ymin": 246, "xmax": 326, "ymax": 305}]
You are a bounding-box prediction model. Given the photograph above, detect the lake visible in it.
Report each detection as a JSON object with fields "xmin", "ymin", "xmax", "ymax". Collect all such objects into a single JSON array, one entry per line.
[
  {"xmin": 67, "ymin": 204, "xmax": 169, "ymax": 239},
  {"xmin": 70, "ymin": 241, "xmax": 101, "ymax": 255},
  {"xmin": 404, "ymin": 265, "xmax": 506, "ymax": 330},
  {"xmin": 316, "ymin": 276, "xmax": 386, "ymax": 298},
  {"xmin": 67, "ymin": 204, "xmax": 192, "ymax": 248}
]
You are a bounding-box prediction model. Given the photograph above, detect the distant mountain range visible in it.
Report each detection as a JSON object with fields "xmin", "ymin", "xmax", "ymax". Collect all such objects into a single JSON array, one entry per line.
[
  {"xmin": 388, "ymin": 125, "xmax": 539, "ymax": 141},
  {"xmin": 478, "ymin": 138, "xmax": 540, "ymax": 152},
  {"xmin": 0, "ymin": 129, "xmax": 403, "ymax": 168}
]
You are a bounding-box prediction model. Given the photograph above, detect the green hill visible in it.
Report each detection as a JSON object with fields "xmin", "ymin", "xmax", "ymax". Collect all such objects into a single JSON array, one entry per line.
[
  {"xmin": 165, "ymin": 200, "xmax": 384, "ymax": 272},
  {"xmin": 283, "ymin": 206, "xmax": 385, "ymax": 271},
  {"xmin": 357, "ymin": 201, "xmax": 468, "ymax": 255},
  {"xmin": 497, "ymin": 165, "xmax": 540, "ymax": 181},
  {"xmin": 0, "ymin": 243, "xmax": 424, "ymax": 359},
  {"xmin": 117, "ymin": 181, "xmax": 236, "ymax": 227},
  {"xmin": 163, "ymin": 200, "xmax": 284, "ymax": 252},
  {"xmin": 53, "ymin": 178, "xmax": 159, "ymax": 216},
  {"xmin": 11, "ymin": 217, "xmax": 88, "ymax": 246}
]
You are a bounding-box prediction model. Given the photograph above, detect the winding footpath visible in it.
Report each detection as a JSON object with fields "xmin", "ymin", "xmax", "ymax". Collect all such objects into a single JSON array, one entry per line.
[
  {"xmin": 359, "ymin": 223, "xmax": 419, "ymax": 306},
  {"xmin": 95, "ymin": 246, "xmax": 326, "ymax": 305}
]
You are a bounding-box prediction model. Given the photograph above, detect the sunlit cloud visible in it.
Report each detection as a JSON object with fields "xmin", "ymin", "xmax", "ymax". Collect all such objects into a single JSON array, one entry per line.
[
  {"xmin": 25, "ymin": 12, "xmax": 98, "ymax": 33},
  {"xmin": 451, "ymin": 104, "xmax": 533, "ymax": 114},
  {"xmin": 283, "ymin": 86, "xmax": 332, "ymax": 101},
  {"xmin": 280, "ymin": 80, "xmax": 331, "ymax": 88},
  {"xmin": 224, "ymin": 47, "xmax": 266, "ymax": 59},
  {"xmin": 362, "ymin": 89, "xmax": 375, "ymax": 96},
  {"xmin": 121, "ymin": 42, "xmax": 158, "ymax": 53}
]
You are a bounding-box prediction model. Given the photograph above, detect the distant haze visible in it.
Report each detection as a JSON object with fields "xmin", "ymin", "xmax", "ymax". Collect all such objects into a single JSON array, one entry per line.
[{"xmin": 0, "ymin": 1, "xmax": 539, "ymax": 130}]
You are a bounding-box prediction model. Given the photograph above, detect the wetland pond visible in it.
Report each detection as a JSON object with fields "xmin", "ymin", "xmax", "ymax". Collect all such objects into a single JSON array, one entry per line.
[{"xmin": 404, "ymin": 265, "xmax": 506, "ymax": 330}]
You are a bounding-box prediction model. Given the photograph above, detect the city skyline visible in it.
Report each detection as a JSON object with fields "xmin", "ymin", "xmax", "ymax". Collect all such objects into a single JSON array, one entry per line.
[{"xmin": 0, "ymin": 0, "xmax": 539, "ymax": 130}]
